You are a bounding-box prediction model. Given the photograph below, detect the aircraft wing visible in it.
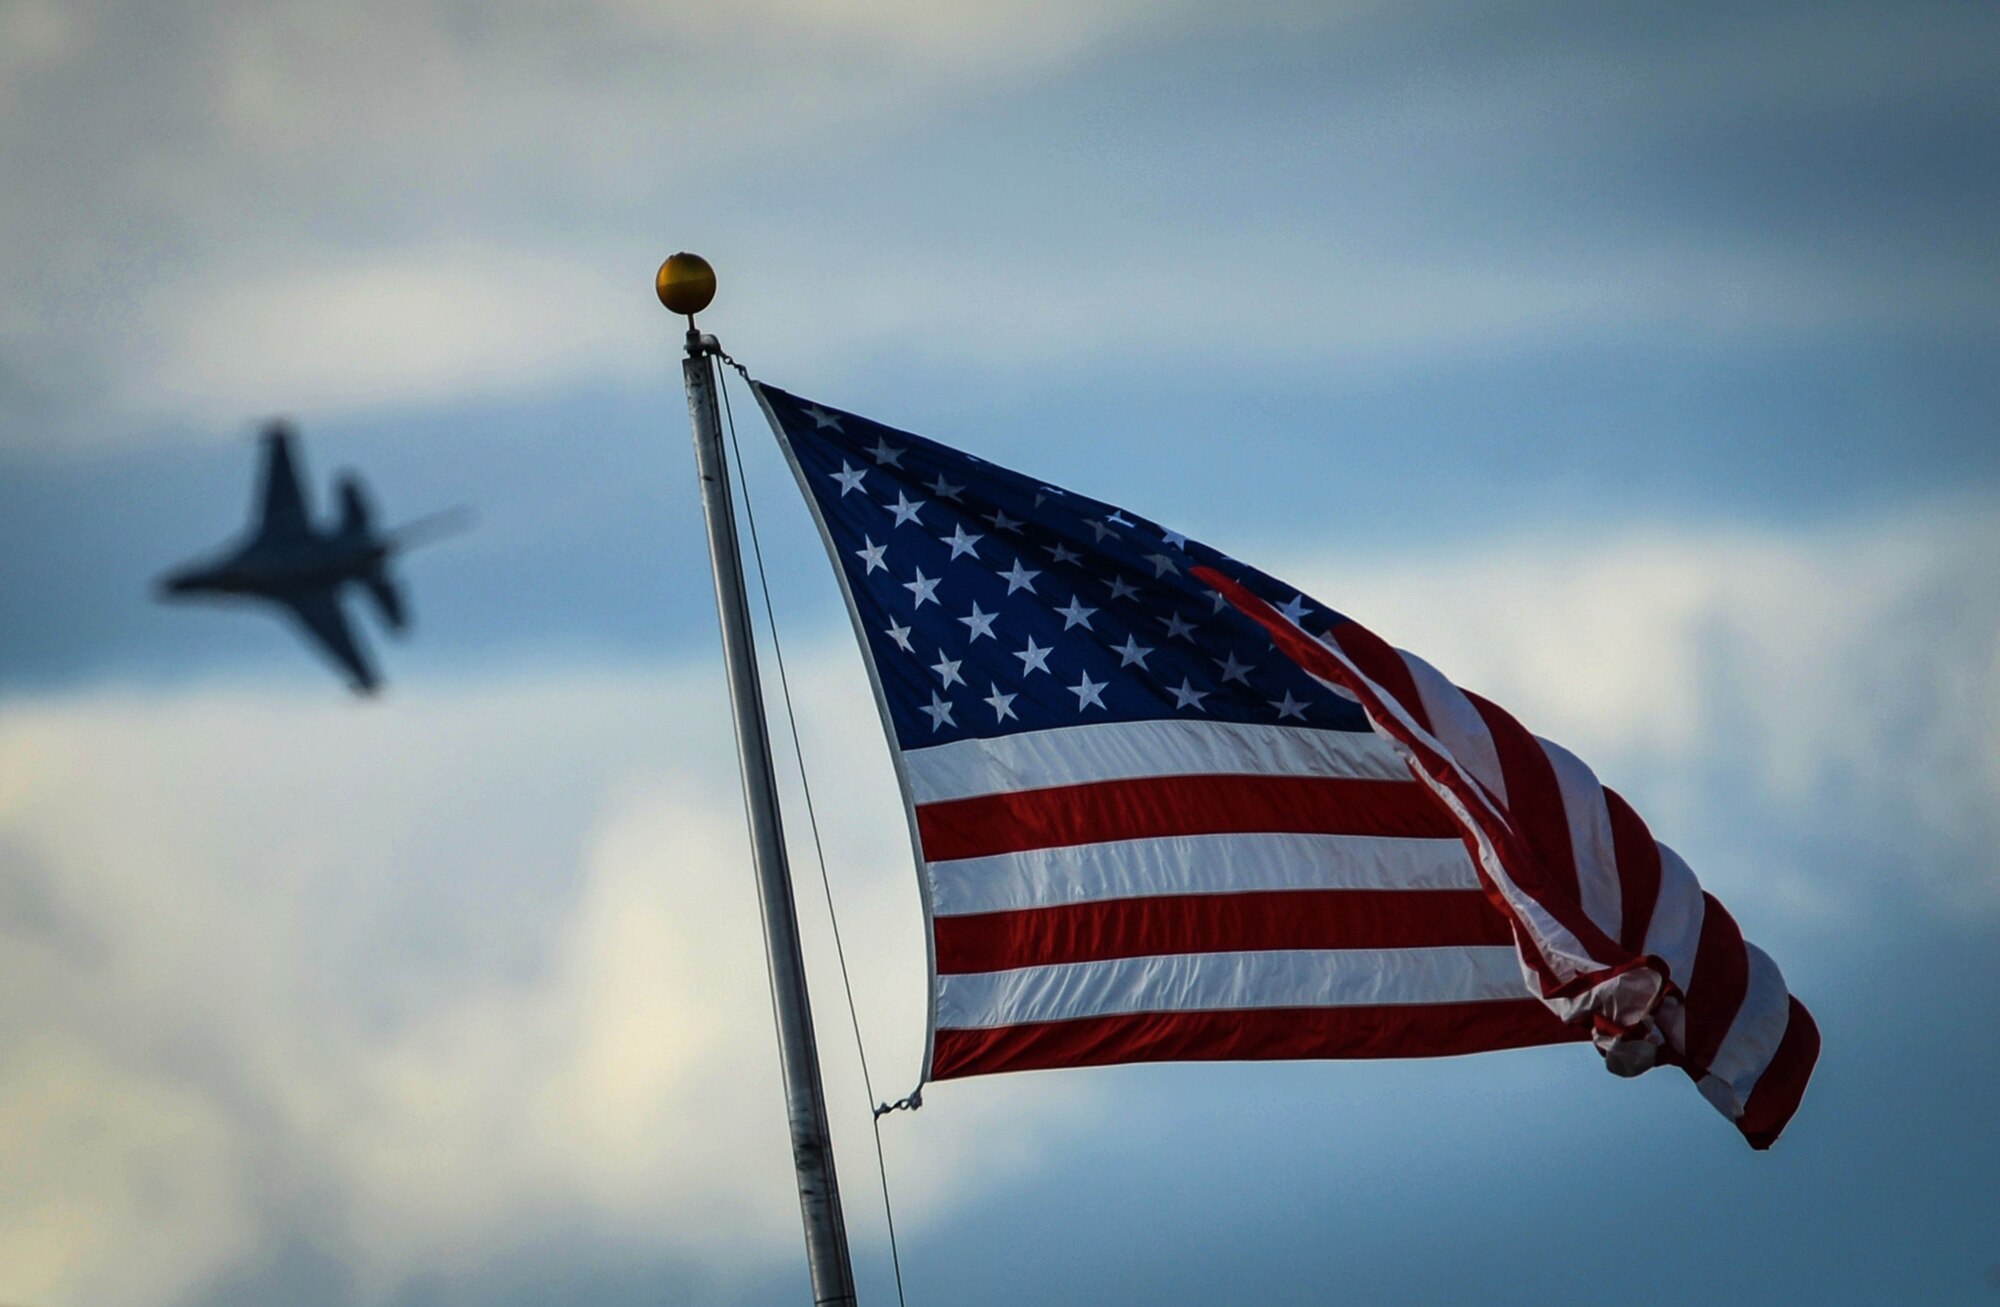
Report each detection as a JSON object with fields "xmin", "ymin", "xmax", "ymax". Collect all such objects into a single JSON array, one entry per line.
[
  {"xmin": 279, "ymin": 587, "xmax": 378, "ymax": 693},
  {"xmin": 255, "ymin": 422, "xmax": 312, "ymax": 542}
]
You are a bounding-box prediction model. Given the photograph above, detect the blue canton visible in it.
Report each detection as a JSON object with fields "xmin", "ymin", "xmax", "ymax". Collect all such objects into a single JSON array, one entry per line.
[{"xmin": 759, "ymin": 384, "xmax": 1370, "ymax": 750}]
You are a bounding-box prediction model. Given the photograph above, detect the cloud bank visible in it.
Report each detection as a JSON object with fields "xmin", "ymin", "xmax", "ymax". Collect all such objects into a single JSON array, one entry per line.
[
  {"xmin": 1295, "ymin": 502, "xmax": 2000, "ymax": 920},
  {"xmin": 3, "ymin": 2, "xmax": 1993, "ymax": 452},
  {"xmin": 0, "ymin": 503, "xmax": 1992, "ymax": 1304},
  {"xmin": 0, "ymin": 0, "xmax": 1202, "ymax": 448}
]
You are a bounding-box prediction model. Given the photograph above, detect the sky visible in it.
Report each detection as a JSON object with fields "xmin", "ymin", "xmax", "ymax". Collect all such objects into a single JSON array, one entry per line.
[{"xmin": 1, "ymin": 2, "xmax": 1996, "ymax": 1303}]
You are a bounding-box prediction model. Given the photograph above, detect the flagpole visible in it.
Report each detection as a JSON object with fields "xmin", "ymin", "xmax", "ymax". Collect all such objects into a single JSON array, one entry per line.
[{"xmin": 659, "ymin": 253, "xmax": 859, "ymax": 1306}]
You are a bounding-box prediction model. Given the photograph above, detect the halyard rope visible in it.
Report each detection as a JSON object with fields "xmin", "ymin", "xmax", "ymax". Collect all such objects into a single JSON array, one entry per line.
[{"xmin": 716, "ymin": 360, "xmax": 912, "ymax": 1307}]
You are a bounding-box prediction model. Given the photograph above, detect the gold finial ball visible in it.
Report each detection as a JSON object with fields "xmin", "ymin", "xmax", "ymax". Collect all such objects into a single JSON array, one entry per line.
[{"xmin": 656, "ymin": 252, "xmax": 716, "ymax": 315}]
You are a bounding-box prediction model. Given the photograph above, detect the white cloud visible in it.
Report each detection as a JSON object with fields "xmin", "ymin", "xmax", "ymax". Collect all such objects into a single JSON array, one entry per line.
[
  {"xmin": 0, "ymin": 1, "xmax": 78, "ymax": 83},
  {"xmin": 0, "ymin": 665, "xmax": 1099, "ymax": 1305},
  {"xmin": 2, "ymin": 2, "xmax": 1992, "ymax": 453},
  {"xmin": 0, "ymin": 0, "xmax": 1210, "ymax": 451},
  {"xmin": 147, "ymin": 249, "xmax": 648, "ymax": 418},
  {"xmin": 0, "ymin": 502, "xmax": 1991, "ymax": 1303},
  {"xmin": 0, "ymin": 1034, "xmax": 254, "ymax": 1307},
  {"xmin": 1285, "ymin": 501, "xmax": 2000, "ymax": 917}
]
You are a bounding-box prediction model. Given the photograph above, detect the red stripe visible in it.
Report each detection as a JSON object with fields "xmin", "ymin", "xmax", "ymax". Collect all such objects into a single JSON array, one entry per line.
[
  {"xmin": 1197, "ymin": 571, "xmax": 1576, "ymax": 993},
  {"xmin": 1737, "ymin": 997, "xmax": 1821, "ymax": 1150},
  {"xmin": 1681, "ymin": 892, "xmax": 1751, "ymax": 1072},
  {"xmin": 1186, "ymin": 568, "xmax": 1817, "ymax": 1145},
  {"xmin": 934, "ymin": 888, "xmax": 1514, "ymax": 974},
  {"xmin": 1327, "ymin": 621, "xmax": 1434, "ymax": 735},
  {"xmin": 1601, "ymin": 787, "xmax": 1663, "ymax": 956},
  {"xmin": 931, "ymin": 999, "xmax": 1582, "ymax": 1078},
  {"xmin": 915, "ymin": 773, "xmax": 1456, "ymax": 863},
  {"xmin": 1465, "ymin": 691, "xmax": 1582, "ymax": 909},
  {"xmin": 1456, "ymin": 690, "xmax": 1634, "ymax": 969}
]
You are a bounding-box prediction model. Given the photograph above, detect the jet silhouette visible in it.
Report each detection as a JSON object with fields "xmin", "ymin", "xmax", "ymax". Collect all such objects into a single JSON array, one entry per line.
[{"xmin": 157, "ymin": 421, "xmax": 466, "ymax": 694}]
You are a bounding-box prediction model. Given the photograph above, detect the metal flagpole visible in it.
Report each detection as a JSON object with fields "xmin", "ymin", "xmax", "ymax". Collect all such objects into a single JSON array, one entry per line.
[{"xmin": 658, "ymin": 252, "xmax": 859, "ymax": 1306}]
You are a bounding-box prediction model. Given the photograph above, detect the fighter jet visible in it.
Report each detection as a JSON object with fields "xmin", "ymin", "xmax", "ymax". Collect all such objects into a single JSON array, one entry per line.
[{"xmin": 157, "ymin": 421, "xmax": 466, "ymax": 694}]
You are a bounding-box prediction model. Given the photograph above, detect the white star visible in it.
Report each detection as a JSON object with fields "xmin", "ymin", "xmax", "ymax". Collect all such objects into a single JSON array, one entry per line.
[
  {"xmin": 1107, "ymin": 575, "xmax": 1139, "ymax": 602},
  {"xmin": 884, "ymin": 622, "xmax": 913, "ymax": 652},
  {"xmin": 1106, "ymin": 510, "xmax": 1136, "ymax": 528},
  {"xmin": 1269, "ymin": 691, "xmax": 1310, "ymax": 721},
  {"xmin": 1087, "ymin": 519, "xmax": 1118, "ymax": 543},
  {"xmin": 921, "ymin": 691, "xmax": 955, "ymax": 732},
  {"xmin": 1013, "ymin": 637, "xmax": 1053, "ymax": 677},
  {"xmin": 1143, "ymin": 553, "xmax": 1180, "ymax": 578},
  {"xmin": 985, "ymin": 508, "xmax": 1024, "ymax": 534},
  {"xmin": 1113, "ymin": 634, "xmax": 1154, "ymax": 669},
  {"xmin": 903, "ymin": 568, "xmax": 941, "ymax": 608},
  {"xmin": 1037, "ymin": 484, "xmax": 1066, "ymax": 499},
  {"xmin": 930, "ymin": 654, "xmax": 965, "ymax": 689},
  {"xmin": 868, "ymin": 438, "xmax": 905, "ymax": 467},
  {"xmin": 803, "ymin": 403, "xmax": 843, "ymax": 430},
  {"xmin": 997, "ymin": 559, "xmax": 1041, "ymax": 595},
  {"xmin": 984, "ymin": 684, "xmax": 1018, "ymax": 722},
  {"xmin": 926, "ymin": 473, "xmax": 965, "ymax": 502},
  {"xmin": 887, "ymin": 492, "xmax": 925, "ymax": 528},
  {"xmin": 1068, "ymin": 671, "xmax": 1107, "ymax": 712},
  {"xmin": 1213, "ymin": 652, "xmax": 1255, "ymax": 685},
  {"xmin": 1277, "ymin": 594, "xmax": 1314, "ymax": 625},
  {"xmin": 1048, "ymin": 542, "xmax": 1082, "ymax": 567},
  {"xmin": 1056, "ymin": 596, "xmax": 1098, "ymax": 630},
  {"xmin": 1209, "ymin": 590, "xmax": 1230, "ymax": 614},
  {"xmin": 854, "ymin": 537, "xmax": 888, "ymax": 574},
  {"xmin": 941, "ymin": 524, "xmax": 984, "ymax": 560},
  {"xmin": 1162, "ymin": 612, "xmax": 1197, "ymax": 641},
  {"xmin": 829, "ymin": 461, "xmax": 867, "ymax": 496},
  {"xmin": 1162, "ymin": 529, "xmax": 1188, "ymax": 549},
  {"xmin": 1169, "ymin": 678, "xmax": 1210, "ymax": 712},
  {"xmin": 957, "ymin": 602, "xmax": 998, "ymax": 643}
]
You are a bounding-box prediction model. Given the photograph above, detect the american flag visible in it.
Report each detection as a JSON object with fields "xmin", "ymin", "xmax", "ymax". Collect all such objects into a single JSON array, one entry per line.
[{"xmin": 755, "ymin": 382, "xmax": 1817, "ymax": 1148}]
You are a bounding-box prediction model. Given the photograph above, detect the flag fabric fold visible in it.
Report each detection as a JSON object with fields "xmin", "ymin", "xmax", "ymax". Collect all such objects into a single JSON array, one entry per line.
[
  {"xmin": 755, "ymin": 380, "xmax": 1817, "ymax": 1148},
  {"xmin": 1199, "ymin": 569, "xmax": 1820, "ymax": 1147}
]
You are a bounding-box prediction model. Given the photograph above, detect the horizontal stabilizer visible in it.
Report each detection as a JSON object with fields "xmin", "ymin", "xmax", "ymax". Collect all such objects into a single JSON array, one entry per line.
[
  {"xmin": 388, "ymin": 505, "xmax": 475, "ymax": 551},
  {"xmin": 364, "ymin": 567, "xmax": 407, "ymax": 631}
]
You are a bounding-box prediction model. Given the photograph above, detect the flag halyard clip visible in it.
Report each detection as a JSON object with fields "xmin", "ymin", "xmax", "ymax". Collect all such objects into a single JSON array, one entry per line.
[{"xmin": 874, "ymin": 1087, "xmax": 923, "ymax": 1118}]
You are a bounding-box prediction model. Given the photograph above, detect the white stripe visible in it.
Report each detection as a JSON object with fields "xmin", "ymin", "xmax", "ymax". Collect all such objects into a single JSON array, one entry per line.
[
  {"xmin": 1643, "ymin": 842, "xmax": 1705, "ymax": 993},
  {"xmin": 1702, "ymin": 942, "xmax": 1793, "ymax": 1115},
  {"xmin": 1539, "ymin": 736, "xmax": 1623, "ymax": 942},
  {"xmin": 903, "ymin": 719, "xmax": 1406, "ymax": 804},
  {"xmin": 1401, "ymin": 651, "xmax": 1508, "ymax": 806},
  {"xmin": 928, "ymin": 832, "xmax": 1479, "ymax": 916},
  {"xmin": 1327, "ymin": 662, "xmax": 1607, "ymax": 985},
  {"xmin": 935, "ymin": 946, "xmax": 1532, "ymax": 1028}
]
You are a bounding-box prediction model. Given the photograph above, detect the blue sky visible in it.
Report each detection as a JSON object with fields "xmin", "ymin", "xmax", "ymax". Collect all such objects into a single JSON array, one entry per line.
[{"xmin": 1, "ymin": 3, "xmax": 1996, "ymax": 1304}]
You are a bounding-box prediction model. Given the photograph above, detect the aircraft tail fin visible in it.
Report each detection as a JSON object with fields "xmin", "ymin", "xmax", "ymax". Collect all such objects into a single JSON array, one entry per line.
[{"xmin": 339, "ymin": 474, "xmax": 374, "ymax": 539}]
